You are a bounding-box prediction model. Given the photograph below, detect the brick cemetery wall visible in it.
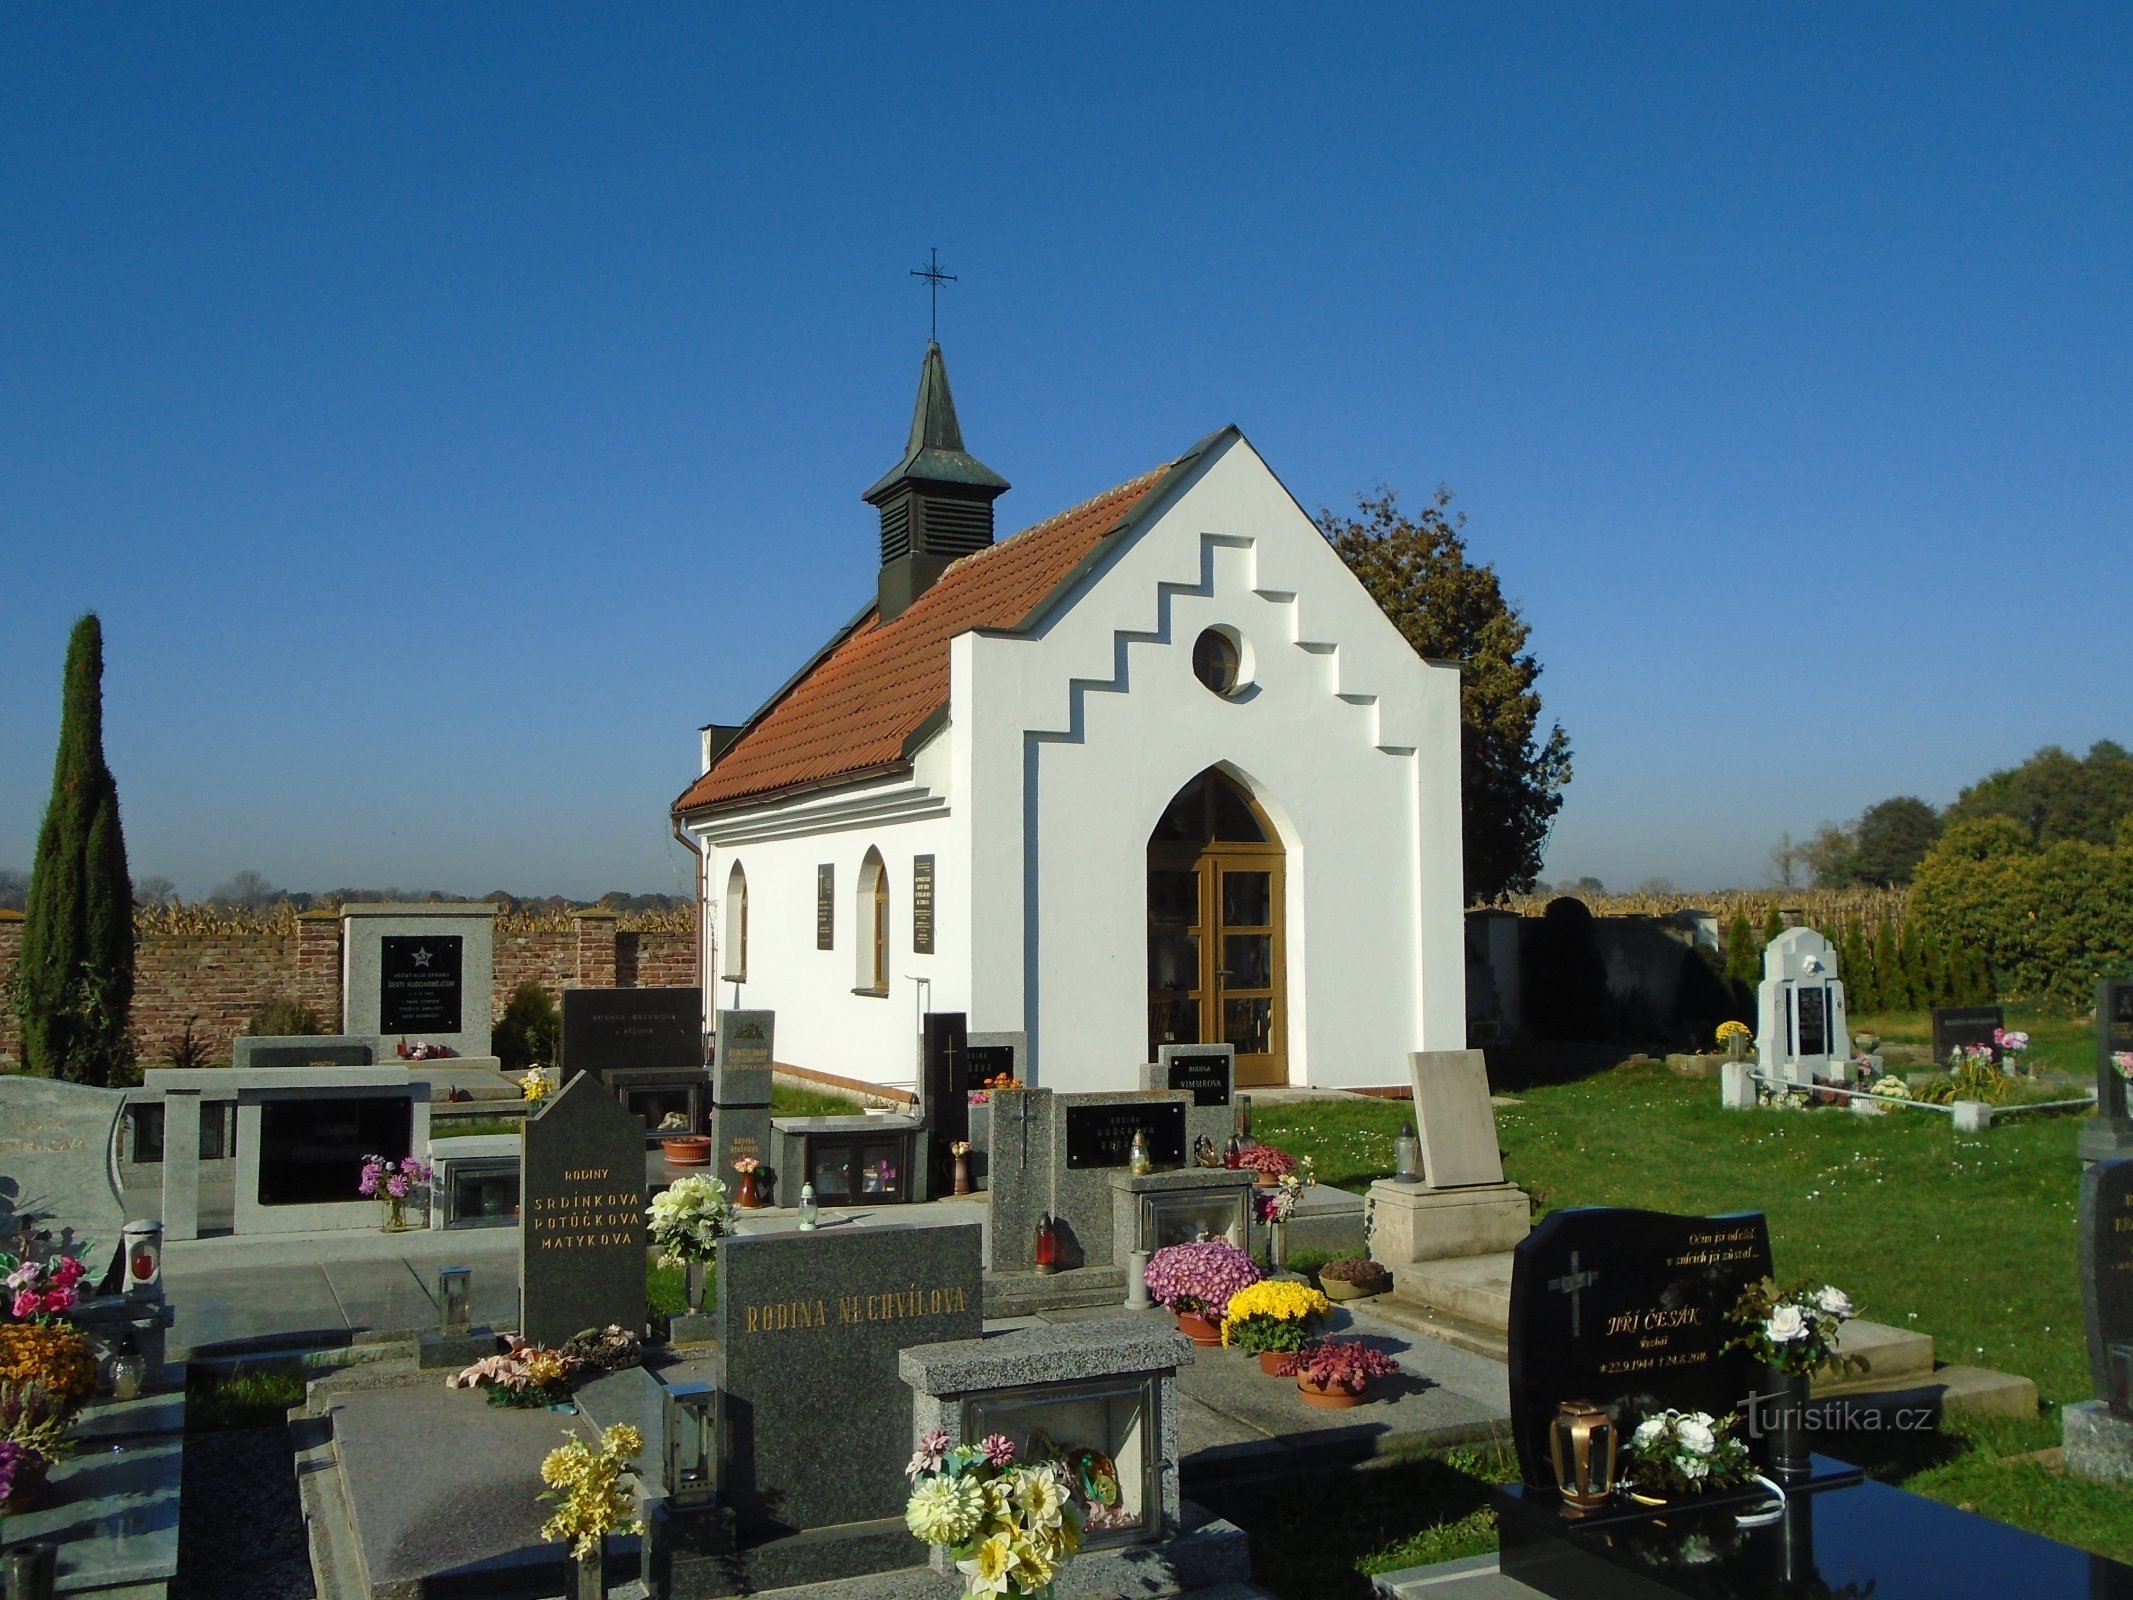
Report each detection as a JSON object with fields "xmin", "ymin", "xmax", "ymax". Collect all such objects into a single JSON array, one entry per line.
[{"xmin": 0, "ymin": 904, "xmax": 698, "ymax": 1074}]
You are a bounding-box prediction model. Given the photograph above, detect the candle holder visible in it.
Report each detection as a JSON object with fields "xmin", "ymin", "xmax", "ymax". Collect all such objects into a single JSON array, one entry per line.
[
  {"xmin": 663, "ymin": 1381, "xmax": 716, "ymax": 1507},
  {"xmin": 1550, "ymin": 1399, "xmax": 1618, "ymax": 1511},
  {"xmin": 439, "ymin": 1267, "xmax": 473, "ymax": 1336}
]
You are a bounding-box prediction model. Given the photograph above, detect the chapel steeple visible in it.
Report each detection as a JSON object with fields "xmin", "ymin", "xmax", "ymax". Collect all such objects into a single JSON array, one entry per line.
[{"xmin": 864, "ymin": 342, "xmax": 1010, "ymax": 622}]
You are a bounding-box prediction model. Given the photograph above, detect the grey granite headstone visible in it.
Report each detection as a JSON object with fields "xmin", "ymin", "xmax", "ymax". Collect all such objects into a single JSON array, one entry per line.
[
  {"xmin": 0, "ymin": 1077, "xmax": 128, "ymax": 1287},
  {"xmin": 1144, "ymin": 1044, "xmax": 1236, "ymax": 1158},
  {"xmin": 519, "ymin": 1073, "xmax": 647, "ymax": 1345},
  {"xmin": 716, "ymin": 1220, "xmax": 982, "ymax": 1535},
  {"xmin": 713, "ymin": 1010, "xmax": 775, "ymax": 1193},
  {"xmin": 2082, "ymin": 1158, "xmax": 2133, "ymax": 1414},
  {"xmin": 341, "ymin": 902, "xmax": 499, "ymax": 1059},
  {"xmin": 985, "ymin": 1088, "xmax": 1052, "ymax": 1270}
]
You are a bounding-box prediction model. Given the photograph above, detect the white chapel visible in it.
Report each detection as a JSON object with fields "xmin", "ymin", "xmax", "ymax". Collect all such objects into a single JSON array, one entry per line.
[{"xmin": 673, "ymin": 344, "xmax": 1467, "ymax": 1095}]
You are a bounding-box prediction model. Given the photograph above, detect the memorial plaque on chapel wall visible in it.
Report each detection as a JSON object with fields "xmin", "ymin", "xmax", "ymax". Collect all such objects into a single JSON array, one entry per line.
[
  {"xmin": 1167, "ymin": 1052, "xmax": 1232, "ymax": 1109},
  {"xmin": 519, "ymin": 1074, "xmax": 648, "ymax": 1346},
  {"xmin": 1505, "ymin": 1206, "xmax": 1773, "ymax": 1486},
  {"xmin": 816, "ymin": 864, "xmax": 834, "ymax": 950},
  {"xmin": 1065, "ymin": 1100, "xmax": 1187, "ymax": 1170},
  {"xmin": 912, "ymin": 853, "xmax": 936, "ymax": 955},
  {"xmin": 2080, "ymin": 1160, "xmax": 2133, "ymax": 1413},
  {"xmin": 379, "ymin": 935, "xmax": 463, "ymax": 1033},
  {"xmin": 1933, "ymin": 1005, "xmax": 2005, "ymax": 1066},
  {"xmin": 561, "ymin": 987, "xmax": 703, "ymax": 1077},
  {"xmin": 717, "ymin": 1221, "xmax": 982, "ymax": 1534}
]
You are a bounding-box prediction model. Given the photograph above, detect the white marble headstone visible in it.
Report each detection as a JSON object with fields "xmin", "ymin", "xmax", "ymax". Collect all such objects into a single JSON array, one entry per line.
[
  {"xmin": 1756, "ymin": 928, "xmax": 1851, "ymax": 1088},
  {"xmin": 1407, "ymin": 1049, "xmax": 1507, "ymax": 1188}
]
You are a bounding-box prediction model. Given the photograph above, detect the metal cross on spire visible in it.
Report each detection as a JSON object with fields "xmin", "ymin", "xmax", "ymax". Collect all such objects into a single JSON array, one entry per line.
[{"xmin": 910, "ymin": 247, "xmax": 957, "ymax": 342}]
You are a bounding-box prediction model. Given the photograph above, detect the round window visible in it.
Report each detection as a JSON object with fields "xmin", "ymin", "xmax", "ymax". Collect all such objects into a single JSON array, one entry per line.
[{"xmin": 1192, "ymin": 626, "xmax": 1249, "ymax": 698}]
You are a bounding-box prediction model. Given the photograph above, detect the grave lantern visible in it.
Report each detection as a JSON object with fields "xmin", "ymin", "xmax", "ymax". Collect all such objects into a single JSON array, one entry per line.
[
  {"xmin": 1549, "ymin": 1399, "xmax": 1618, "ymax": 1510},
  {"xmin": 1393, "ymin": 1123, "xmax": 1421, "ymax": 1183},
  {"xmin": 122, "ymin": 1219, "xmax": 163, "ymax": 1300},
  {"xmin": 663, "ymin": 1381, "xmax": 716, "ymax": 1506},
  {"xmin": 1034, "ymin": 1214, "xmax": 1058, "ymax": 1274},
  {"xmin": 438, "ymin": 1266, "xmax": 473, "ymax": 1336}
]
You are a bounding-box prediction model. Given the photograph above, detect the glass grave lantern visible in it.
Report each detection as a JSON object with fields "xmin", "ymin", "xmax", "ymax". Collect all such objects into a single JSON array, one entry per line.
[
  {"xmin": 663, "ymin": 1380, "xmax": 716, "ymax": 1506},
  {"xmin": 438, "ymin": 1266, "xmax": 473, "ymax": 1336},
  {"xmin": 963, "ymin": 1375, "xmax": 1160, "ymax": 1547},
  {"xmin": 1550, "ymin": 1398, "xmax": 1618, "ymax": 1511}
]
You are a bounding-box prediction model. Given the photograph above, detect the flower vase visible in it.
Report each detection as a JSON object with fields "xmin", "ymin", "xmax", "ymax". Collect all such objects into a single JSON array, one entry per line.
[
  {"xmin": 571, "ymin": 1538, "xmax": 606, "ymax": 1600},
  {"xmin": 382, "ymin": 1195, "xmax": 407, "ymax": 1234},
  {"xmin": 952, "ymin": 1152, "xmax": 971, "ymax": 1196},
  {"xmin": 1763, "ymin": 1365, "xmax": 1813, "ymax": 1484},
  {"xmin": 685, "ymin": 1260, "xmax": 708, "ymax": 1313},
  {"xmin": 736, "ymin": 1171, "xmax": 761, "ymax": 1209},
  {"xmin": 1727, "ymin": 1034, "xmax": 1749, "ymax": 1062}
]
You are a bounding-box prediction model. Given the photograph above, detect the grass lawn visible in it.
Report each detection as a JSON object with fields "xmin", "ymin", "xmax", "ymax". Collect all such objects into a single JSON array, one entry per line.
[{"xmin": 1233, "ymin": 1005, "xmax": 2133, "ymax": 1588}]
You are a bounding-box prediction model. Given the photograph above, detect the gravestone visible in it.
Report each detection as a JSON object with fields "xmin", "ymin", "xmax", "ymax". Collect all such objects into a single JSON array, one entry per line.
[
  {"xmin": 0, "ymin": 1077, "xmax": 128, "ymax": 1288},
  {"xmin": 987, "ymin": 1090, "xmax": 1200, "ymax": 1271},
  {"xmin": 1932, "ymin": 1005, "xmax": 2006, "ymax": 1067},
  {"xmin": 562, "ymin": 988, "xmax": 703, "ymax": 1077},
  {"xmin": 961, "ymin": 1031, "xmax": 1025, "ymax": 1187},
  {"xmin": 519, "ymin": 1073, "xmax": 647, "ymax": 1345},
  {"xmin": 716, "ymin": 1220, "xmax": 982, "ymax": 1539},
  {"xmin": 341, "ymin": 902, "xmax": 499, "ymax": 1059},
  {"xmin": 713, "ymin": 1010, "xmax": 775, "ymax": 1194},
  {"xmin": 1066, "ymin": 1101, "xmax": 1186, "ymax": 1169},
  {"xmin": 1139, "ymin": 1044, "xmax": 1236, "ymax": 1163},
  {"xmin": 1506, "ymin": 1206, "xmax": 1773, "ymax": 1486},
  {"xmin": 920, "ymin": 1011, "xmax": 970, "ymax": 1186},
  {"xmin": 1408, "ymin": 1048, "xmax": 1506, "ymax": 1187},
  {"xmin": 2079, "ymin": 1158, "xmax": 2133, "ymax": 1414},
  {"xmin": 2081, "ymin": 980, "xmax": 2133, "ymax": 1163},
  {"xmin": 1756, "ymin": 928, "xmax": 1850, "ymax": 1087}
]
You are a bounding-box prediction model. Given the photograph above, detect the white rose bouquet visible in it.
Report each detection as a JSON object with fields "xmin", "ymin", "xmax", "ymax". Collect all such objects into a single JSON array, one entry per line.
[
  {"xmin": 1724, "ymin": 1276, "xmax": 1864, "ymax": 1378},
  {"xmin": 646, "ymin": 1174, "xmax": 733, "ymax": 1267},
  {"xmin": 1626, "ymin": 1408, "xmax": 1751, "ymax": 1496}
]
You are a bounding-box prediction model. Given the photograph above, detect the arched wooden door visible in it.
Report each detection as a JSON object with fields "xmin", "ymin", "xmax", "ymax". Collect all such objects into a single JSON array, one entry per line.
[{"xmin": 1147, "ymin": 769, "xmax": 1288, "ymax": 1087}]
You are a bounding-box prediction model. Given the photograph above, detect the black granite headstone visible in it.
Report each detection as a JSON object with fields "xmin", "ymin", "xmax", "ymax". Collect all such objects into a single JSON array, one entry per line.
[
  {"xmin": 2100, "ymin": 981, "xmax": 2133, "ymax": 1124},
  {"xmin": 1932, "ymin": 1005, "xmax": 2005, "ymax": 1066},
  {"xmin": 717, "ymin": 1221, "xmax": 983, "ymax": 1536},
  {"xmin": 561, "ymin": 987, "xmax": 703, "ymax": 1077},
  {"xmin": 1166, "ymin": 1052, "xmax": 1232, "ymax": 1109},
  {"xmin": 519, "ymin": 1073, "xmax": 648, "ymax": 1346},
  {"xmin": 2081, "ymin": 1159, "xmax": 2133, "ymax": 1415},
  {"xmin": 1506, "ymin": 1206, "xmax": 1773, "ymax": 1487},
  {"xmin": 1065, "ymin": 1100, "xmax": 1186, "ymax": 1170},
  {"xmin": 921, "ymin": 1012, "xmax": 970, "ymax": 1150},
  {"xmin": 256, "ymin": 1098, "xmax": 411, "ymax": 1206},
  {"xmin": 966, "ymin": 1044, "xmax": 1016, "ymax": 1085},
  {"xmin": 380, "ymin": 935, "xmax": 463, "ymax": 1033}
]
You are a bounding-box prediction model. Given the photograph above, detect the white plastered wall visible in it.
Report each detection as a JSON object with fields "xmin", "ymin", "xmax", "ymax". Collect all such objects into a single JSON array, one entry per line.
[{"xmin": 957, "ymin": 432, "xmax": 1465, "ymax": 1092}]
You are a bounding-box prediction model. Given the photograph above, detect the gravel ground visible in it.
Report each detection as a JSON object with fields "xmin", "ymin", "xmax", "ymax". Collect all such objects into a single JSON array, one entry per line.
[{"xmin": 172, "ymin": 1427, "xmax": 315, "ymax": 1600}]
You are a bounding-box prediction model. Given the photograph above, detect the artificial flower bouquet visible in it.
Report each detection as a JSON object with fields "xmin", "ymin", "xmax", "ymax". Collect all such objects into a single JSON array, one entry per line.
[
  {"xmin": 647, "ymin": 1174, "xmax": 733, "ymax": 1267},
  {"xmin": 1220, "ymin": 1279, "xmax": 1331, "ymax": 1354},
  {"xmin": 1725, "ymin": 1278, "xmax": 1863, "ymax": 1378},
  {"xmin": 396, "ymin": 1038, "xmax": 457, "ymax": 1060},
  {"xmin": 357, "ymin": 1154, "xmax": 434, "ymax": 1207},
  {"xmin": 539, "ymin": 1422, "xmax": 646, "ymax": 1559},
  {"xmin": 0, "ymin": 1376, "xmax": 76, "ymax": 1458},
  {"xmin": 732, "ymin": 1155, "xmax": 762, "ymax": 1175},
  {"xmin": 1142, "ymin": 1239, "xmax": 1261, "ymax": 1320},
  {"xmin": 1255, "ymin": 1155, "xmax": 1316, "ymax": 1225},
  {"xmin": 1274, "ymin": 1339, "xmax": 1401, "ymax": 1394},
  {"xmin": 448, "ymin": 1335, "xmax": 580, "ymax": 1408},
  {"xmin": 519, "ymin": 1068, "xmax": 551, "ymax": 1106},
  {"xmin": 2117, "ymin": 1051, "xmax": 2133, "ymax": 1084},
  {"xmin": 3, "ymin": 1251, "xmax": 88, "ymax": 1322},
  {"xmin": 904, "ymin": 1429, "xmax": 1083, "ymax": 1600},
  {"xmin": 1626, "ymin": 1408, "xmax": 1751, "ymax": 1496}
]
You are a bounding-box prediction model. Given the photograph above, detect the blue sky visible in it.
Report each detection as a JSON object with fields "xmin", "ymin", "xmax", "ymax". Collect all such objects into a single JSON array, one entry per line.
[{"xmin": 3, "ymin": 5, "xmax": 2128, "ymax": 900}]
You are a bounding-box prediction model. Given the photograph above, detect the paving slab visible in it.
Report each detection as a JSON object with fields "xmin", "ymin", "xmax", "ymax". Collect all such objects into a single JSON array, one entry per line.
[{"xmin": 1374, "ymin": 1554, "xmax": 1539, "ymax": 1598}]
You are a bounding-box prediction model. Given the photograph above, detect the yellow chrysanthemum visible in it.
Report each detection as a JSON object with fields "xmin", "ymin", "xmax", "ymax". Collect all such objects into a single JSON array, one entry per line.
[{"xmin": 1220, "ymin": 1279, "xmax": 1331, "ymax": 1342}]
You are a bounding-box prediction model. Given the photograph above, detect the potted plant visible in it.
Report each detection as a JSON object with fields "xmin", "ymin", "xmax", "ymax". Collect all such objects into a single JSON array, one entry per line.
[
  {"xmin": 1276, "ymin": 1339, "xmax": 1401, "ymax": 1407},
  {"xmin": 657, "ymin": 1113, "xmax": 711, "ymax": 1165},
  {"xmin": 447, "ymin": 1335, "xmax": 580, "ymax": 1408},
  {"xmin": 539, "ymin": 1422, "xmax": 647, "ymax": 1600},
  {"xmin": 1624, "ymin": 1408, "xmax": 1752, "ymax": 1503},
  {"xmin": 1143, "ymin": 1240, "xmax": 1261, "ymax": 1345},
  {"xmin": 1235, "ymin": 1144, "xmax": 1298, "ymax": 1188},
  {"xmin": 0, "ymin": 1438, "xmax": 50, "ymax": 1516},
  {"xmin": 1724, "ymin": 1278, "xmax": 1862, "ymax": 1483},
  {"xmin": 1715, "ymin": 1020, "xmax": 1752, "ymax": 1061},
  {"xmin": 647, "ymin": 1175, "xmax": 732, "ymax": 1312},
  {"xmin": 1221, "ymin": 1280, "xmax": 1332, "ymax": 1373},
  {"xmin": 904, "ymin": 1428, "xmax": 1083, "ymax": 1599},
  {"xmin": 1316, "ymin": 1256, "xmax": 1392, "ymax": 1302}
]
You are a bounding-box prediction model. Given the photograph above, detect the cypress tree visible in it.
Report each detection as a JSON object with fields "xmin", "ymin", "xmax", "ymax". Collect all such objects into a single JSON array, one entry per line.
[
  {"xmin": 17, "ymin": 615, "xmax": 135, "ymax": 1084},
  {"xmin": 1840, "ymin": 919, "xmax": 1874, "ymax": 1013},
  {"xmin": 1761, "ymin": 904, "xmax": 1785, "ymax": 948},
  {"xmin": 1896, "ymin": 922, "xmax": 1928, "ymax": 1016},
  {"xmin": 1872, "ymin": 923, "xmax": 1906, "ymax": 1014}
]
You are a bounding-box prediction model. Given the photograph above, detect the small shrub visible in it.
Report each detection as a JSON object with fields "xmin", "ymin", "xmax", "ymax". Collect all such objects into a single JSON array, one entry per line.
[
  {"xmin": 492, "ymin": 980, "xmax": 560, "ymax": 1073},
  {"xmin": 162, "ymin": 1016, "xmax": 212, "ymax": 1071},
  {"xmin": 247, "ymin": 994, "xmax": 325, "ymax": 1038}
]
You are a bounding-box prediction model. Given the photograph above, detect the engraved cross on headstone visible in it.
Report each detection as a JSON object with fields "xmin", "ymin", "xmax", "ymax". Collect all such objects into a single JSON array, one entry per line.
[
  {"xmin": 996, "ymin": 1088, "xmax": 1041, "ymax": 1169},
  {"xmin": 1549, "ymin": 1250, "xmax": 1600, "ymax": 1339}
]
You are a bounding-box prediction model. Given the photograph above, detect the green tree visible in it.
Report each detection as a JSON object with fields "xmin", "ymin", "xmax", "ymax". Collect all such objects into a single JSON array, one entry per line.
[
  {"xmin": 1839, "ymin": 919, "xmax": 1874, "ymax": 1012},
  {"xmin": 1799, "ymin": 823, "xmax": 1856, "ymax": 888},
  {"xmin": 1945, "ymin": 742, "xmax": 2133, "ymax": 847},
  {"xmin": 16, "ymin": 615, "xmax": 135, "ymax": 1084},
  {"xmin": 493, "ymin": 980, "xmax": 561, "ymax": 1073},
  {"xmin": 1319, "ymin": 487, "xmax": 1572, "ymax": 902},
  {"xmin": 1870, "ymin": 922, "xmax": 1905, "ymax": 1013},
  {"xmin": 1849, "ymin": 796, "xmax": 1943, "ymax": 886}
]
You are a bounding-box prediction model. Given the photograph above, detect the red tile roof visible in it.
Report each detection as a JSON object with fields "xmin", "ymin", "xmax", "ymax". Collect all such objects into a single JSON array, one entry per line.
[{"xmin": 675, "ymin": 460, "xmax": 1178, "ymax": 813}]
